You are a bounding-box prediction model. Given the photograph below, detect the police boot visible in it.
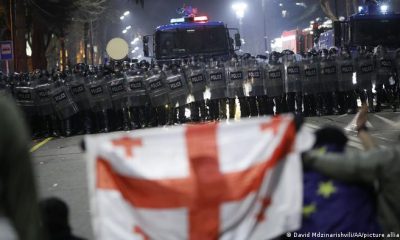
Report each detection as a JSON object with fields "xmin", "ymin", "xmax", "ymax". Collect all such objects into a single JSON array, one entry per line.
[
  {"xmin": 309, "ymin": 95, "xmax": 317, "ymax": 116},
  {"xmin": 129, "ymin": 107, "xmax": 138, "ymax": 129},
  {"xmin": 122, "ymin": 108, "xmax": 131, "ymax": 131},
  {"xmin": 248, "ymin": 96, "xmax": 258, "ymax": 117},
  {"xmin": 332, "ymin": 92, "xmax": 340, "ymax": 115},
  {"xmin": 239, "ymin": 97, "xmax": 250, "ymax": 118},
  {"xmin": 178, "ymin": 105, "xmax": 187, "ymax": 124},
  {"xmin": 264, "ymin": 97, "xmax": 273, "ymax": 115},
  {"xmin": 50, "ymin": 115, "xmax": 60, "ymax": 137},
  {"xmin": 347, "ymin": 91, "xmax": 358, "ymax": 114},
  {"xmin": 191, "ymin": 102, "xmax": 200, "ymax": 122},
  {"xmin": 99, "ymin": 109, "xmax": 110, "ymax": 133},
  {"xmin": 295, "ymin": 93, "xmax": 303, "ymax": 115},
  {"xmin": 257, "ymin": 96, "xmax": 265, "ymax": 116},
  {"xmin": 303, "ymin": 95, "xmax": 310, "ymax": 117},
  {"xmin": 208, "ymin": 100, "xmax": 216, "ymax": 121},
  {"xmin": 199, "ymin": 100, "xmax": 208, "ymax": 121},
  {"xmin": 375, "ymin": 86, "xmax": 383, "ymax": 112},
  {"xmin": 287, "ymin": 92, "xmax": 296, "ymax": 113},
  {"xmin": 358, "ymin": 89, "xmax": 367, "ymax": 105},
  {"xmin": 315, "ymin": 94, "xmax": 324, "ymax": 116},
  {"xmin": 323, "ymin": 93, "xmax": 334, "ymax": 115},
  {"xmin": 336, "ymin": 91, "xmax": 346, "ymax": 114},
  {"xmin": 367, "ymin": 90, "xmax": 375, "ymax": 113},
  {"xmin": 161, "ymin": 106, "xmax": 169, "ymax": 126},
  {"xmin": 219, "ymin": 98, "xmax": 227, "ymax": 120},
  {"xmin": 62, "ymin": 118, "xmax": 72, "ymax": 137},
  {"xmin": 149, "ymin": 107, "xmax": 158, "ymax": 127},
  {"xmin": 138, "ymin": 106, "xmax": 147, "ymax": 128},
  {"xmin": 228, "ymin": 98, "xmax": 236, "ymax": 119},
  {"xmin": 275, "ymin": 97, "xmax": 282, "ymax": 115},
  {"xmin": 83, "ymin": 111, "xmax": 93, "ymax": 134}
]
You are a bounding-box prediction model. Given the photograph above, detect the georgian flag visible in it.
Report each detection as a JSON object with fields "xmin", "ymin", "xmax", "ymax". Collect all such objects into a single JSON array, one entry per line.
[{"xmin": 85, "ymin": 115, "xmax": 304, "ymax": 240}]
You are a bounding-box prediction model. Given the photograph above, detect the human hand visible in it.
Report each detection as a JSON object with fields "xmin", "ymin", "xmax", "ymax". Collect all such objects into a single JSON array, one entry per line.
[{"xmin": 356, "ymin": 104, "xmax": 368, "ymax": 130}]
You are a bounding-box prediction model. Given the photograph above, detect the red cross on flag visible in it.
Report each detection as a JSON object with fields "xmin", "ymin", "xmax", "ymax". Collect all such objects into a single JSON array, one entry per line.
[{"xmin": 85, "ymin": 115, "xmax": 304, "ymax": 240}]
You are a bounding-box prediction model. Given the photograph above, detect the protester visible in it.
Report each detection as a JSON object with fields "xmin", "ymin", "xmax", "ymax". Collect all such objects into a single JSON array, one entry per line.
[
  {"xmin": 304, "ymin": 104, "xmax": 400, "ymax": 234},
  {"xmin": 40, "ymin": 197, "xmax": 86, "ymax": 240},
  {"xmin": 298, "ymin": 126, "xmax": 380, "ymax": 236},
  {"xmin": 0, "ymin": 94, "xmax": 43, "ymax": 240}
]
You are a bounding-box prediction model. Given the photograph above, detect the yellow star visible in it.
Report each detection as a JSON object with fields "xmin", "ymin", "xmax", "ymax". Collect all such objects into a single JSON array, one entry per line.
[
  {"xmin": 303, "ymin": 203, "xmax": 317, "ymax": 218},
  {"xmin": 317, "ymin": 181, "xmax": 337, "ymax": 198}
]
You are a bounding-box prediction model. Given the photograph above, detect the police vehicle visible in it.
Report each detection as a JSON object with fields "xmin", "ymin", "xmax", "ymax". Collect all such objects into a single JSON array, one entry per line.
[
  {"xmin": 143, "ymin": 7, "xmax": 241, "ymax": 62},
  {"xmin": 316, "ymin": 0, "xmax": 400, "ymax": 49}
]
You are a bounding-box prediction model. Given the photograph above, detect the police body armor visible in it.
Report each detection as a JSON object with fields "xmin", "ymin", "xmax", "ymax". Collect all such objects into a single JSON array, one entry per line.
[
  {"xmin": 51, "ymin": 84, "xmax": 79, "ymax": 120},
  {"xmin": 264, "ymin": 63, "xmax": 284, "ymax": 97},
  {"xmin": 69, "ymin": 75, "xmax": 90, "ymax": 111},
  {"xmin": 375, "ymin": 55, "xmax": 393, "ymax": 86},
  {"xmin": 302, "ymin": 58, "xmax": 320, "ymax": 94},
  {"xmin": 226, "ymin": 60, "xmax": 245, "ymax": 99},
  {"xmin": 337, "ymin": 56, "xmax": 355, "ymax": 92},
  {"xmin": 145, "ymin": 70, "xmax": 170, "ymax": 107},
  {"xmin": 126, "ymin": 71, "xmax": 148, "ymax": 107},
  {"xmin": 206, "ymin": 61, "xmax": 226, "ymax": 100},
  {"xmin": 14, "ymin": 85, "xmax": 36, "ymax": 116},
  {"xmin": 247, "ymin": 60, "xmax": 265, "ymax": 97},
  {"xmin": 86, "ymin": 76, "xmax": 113, "ymax": 112},
  {"xmin": 187, "ymin": 64, "xmax": 207, "ymax": 101},
  {"xmin": 35, "ymin": 82, "xmax": 54, "ymax": 116},
  {"xmin": 107, "ymin": 75, "xmax": 129, "ymax": 110},
  {"xmin": 356, "ymin": 56, "xmax": 374, "ymax": 90},
  {"xmin": 320, "ymin": 57, "xmax": 338, "ymax": 92},
  {"xmin": 284, "ymin": 58, "xmax": 302, "ymax": 93},
  {"xmin": 166, "ymin": 70, "xmax": 190, "ymax": 107}
]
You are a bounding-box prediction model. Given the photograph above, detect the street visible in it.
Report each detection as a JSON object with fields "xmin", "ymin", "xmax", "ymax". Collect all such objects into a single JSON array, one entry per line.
[{"xmin": 31, "ymin": 111, "xmax": 400, "ymax": 239}]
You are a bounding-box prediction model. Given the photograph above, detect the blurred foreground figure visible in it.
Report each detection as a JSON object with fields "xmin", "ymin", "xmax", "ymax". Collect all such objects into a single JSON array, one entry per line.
[
  {"xmin": 299, "ymin": 126, "xmax": 380, "ymax": 236},
  {"xmin": 40, "ymin": 197, "xmax": 85, "ymax": 240},
  {"xmin": 304, "ymin": 105, "xmax": 400, "ymax": 234},
  {"xmin": 0, "ymin": 95, "xmax": 43, "ymax": 240}
]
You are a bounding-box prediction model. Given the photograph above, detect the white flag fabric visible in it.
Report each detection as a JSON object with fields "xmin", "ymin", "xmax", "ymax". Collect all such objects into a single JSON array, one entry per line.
[{"xmin": 85, "ymin": 115, "xmax": 303, "ymax": 240}]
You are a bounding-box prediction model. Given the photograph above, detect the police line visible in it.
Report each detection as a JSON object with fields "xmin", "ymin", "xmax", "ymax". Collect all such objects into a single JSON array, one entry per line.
[{"xmin": 1, "ymin": 46, "xmax": 399, "ymax": 137}]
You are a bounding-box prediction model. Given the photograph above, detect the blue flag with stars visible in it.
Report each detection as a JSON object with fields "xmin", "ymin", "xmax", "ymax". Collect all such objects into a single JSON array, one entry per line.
[{"xmin": 298, "ymin": 146, "xmax": 381, "ymax": 238}]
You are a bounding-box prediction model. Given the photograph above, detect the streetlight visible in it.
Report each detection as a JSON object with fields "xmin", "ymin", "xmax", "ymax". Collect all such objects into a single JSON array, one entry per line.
[
  {"xmin": 232, "ymin": 2, "xmax": 247, "ymax": 50},
  {"xmin": 124, "ymin": 11, "xmax": 130, "ymax": 16},
  {"xmin": 125, "ymin": 25, "xmax": 131, "ymax": 30},
  {"xmin": 232, "ymin": 2, "xmax": 247, "ymax": 22},
  {"xmin": 122, "ymin": 29, "xmax": 128, "ymax": 34},
  {"xmin": 120, "ymin": 16, "xmax": 124, "ymax": 20}
]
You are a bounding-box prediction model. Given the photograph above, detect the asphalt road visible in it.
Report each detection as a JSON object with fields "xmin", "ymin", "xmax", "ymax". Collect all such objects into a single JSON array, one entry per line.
[{"xmin": 31, "ymin": 111, "xmax": 400, "ymax": 239}]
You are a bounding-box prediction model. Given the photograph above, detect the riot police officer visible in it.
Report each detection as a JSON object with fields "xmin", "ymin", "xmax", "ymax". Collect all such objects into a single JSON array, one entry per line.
[
  {"xmin": 86, "ymin": 69, "xmax": 113, "ymax": 133},
  {"xmin": 264, "ymin": 51, "xmax": 285, "ymax": 115},
  {"xmin": 186, "ymin": 57, "xmax": 208, "ymax": 122},
  {"xmin": 165, "ymin": 61, "xmax": 190, "ymax": 124},
  {"xmin": 126, "ymin": 60, "xmax": 150, "ymax": 129},
  {"xmin": 145, "ymin": 63, "xmax": 170, "ymax": 126},
  {"xmin": 206, "ymin": 59, "xmax": 227, "ymax": 121},
  {"xmin": 69, "ymin": 64, "xmax": 93, "ymax": 134},
  {"xmin": 355, "ymin": 47, "xmax": 375, "ymax": 112},
  {"xmin": 50, "ymin": 71, "xmax": 79, "ymax": 137},
  {"xmin": 14, "ymin": 73, "xmax": 40, "ymax": 137},
  {"xmin": 33, "ymin": 70, "xmax": 60, "ymax": 137},
  {"xmin": 302, "ymin": 50, "xmax": 320, "ymax": 116},
  {"xmin": 319, "ymin": 48, "xmax": 338, "ymax": 115},
  {"xmin": 374, "ymin": 45, "xmax": 395, "ymax": 112},
  {"xmin": 246, "ymin": 55, "xmax": 268, "ymax": 116},
  {"xmin": 282, "ymin": 50, "xmax": 303, "ymax": 114},
  {"xmin": 336, "ymin": 47, "xmax": 357, "ymax": 114},
  {"xmin": 226, "ymin": 56, "xmax": 249, "ymax": 119}
]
